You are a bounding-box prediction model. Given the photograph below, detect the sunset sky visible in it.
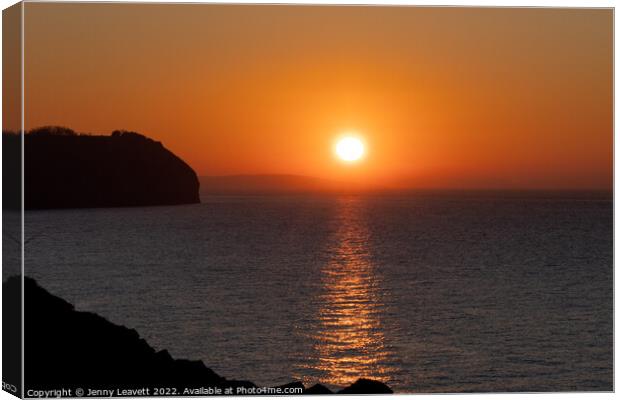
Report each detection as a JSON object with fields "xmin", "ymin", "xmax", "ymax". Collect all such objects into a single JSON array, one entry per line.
[{"xmin": 20, "ymin": 4, "xmax": 612, "ymax": 190}]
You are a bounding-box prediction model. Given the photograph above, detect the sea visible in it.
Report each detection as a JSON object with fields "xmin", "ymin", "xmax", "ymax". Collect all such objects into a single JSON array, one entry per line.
[{"xmin": 22, "ymin": 192, "xmax": 613, "ymax": 392}]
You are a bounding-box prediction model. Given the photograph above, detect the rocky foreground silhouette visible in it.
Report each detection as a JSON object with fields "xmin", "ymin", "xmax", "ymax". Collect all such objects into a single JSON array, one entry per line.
[
  {"xmin": 3, "ymin": 127, "xmax": 200, "ymax": 209},
  {"xmin": 4, "ymin": 276, "xmax": 392, "ymax": 396}
]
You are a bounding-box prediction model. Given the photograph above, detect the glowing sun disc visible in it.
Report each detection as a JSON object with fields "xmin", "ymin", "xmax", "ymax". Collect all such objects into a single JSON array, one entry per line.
[{"xmin": 335, "ymin": 136, "xmax": 365, "ymax": 162}]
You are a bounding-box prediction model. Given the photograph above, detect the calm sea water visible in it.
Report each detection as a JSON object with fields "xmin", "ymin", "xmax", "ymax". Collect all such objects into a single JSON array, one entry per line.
[{"xmin": 24, "ymin": 193, "xmax": 613, "ymax": 392}]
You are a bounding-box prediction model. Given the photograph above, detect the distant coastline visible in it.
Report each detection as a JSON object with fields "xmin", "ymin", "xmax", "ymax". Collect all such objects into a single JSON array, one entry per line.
[
  {"xmin": 199, "ymin": 174, "xmax": 612, "ymax": 199},
  {"xmin": 199, "ymin": 174, "xmax": 377, "ymax": 196}
]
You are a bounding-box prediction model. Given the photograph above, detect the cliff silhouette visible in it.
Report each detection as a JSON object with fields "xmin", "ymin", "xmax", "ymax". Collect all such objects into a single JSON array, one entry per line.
[
  {"xmin": 3, "ymin": 127, "xmax": 200, "ymax": 209},
  {"xmin": 5, "ymin": 276, "xmax": 392, "ymax": 396}
]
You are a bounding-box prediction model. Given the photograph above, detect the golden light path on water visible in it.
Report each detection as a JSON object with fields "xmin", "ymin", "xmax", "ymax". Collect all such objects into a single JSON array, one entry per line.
[{"xmin": 298, "ymin": 197, "xmax": 398, "ymax": 388}]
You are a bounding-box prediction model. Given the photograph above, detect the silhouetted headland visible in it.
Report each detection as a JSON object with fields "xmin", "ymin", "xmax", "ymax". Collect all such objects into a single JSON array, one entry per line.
[
  {"xmin": 5, "ymin": 276, "xmax": 392, "ymax": 395},
  {"xmin": 3, "ymin": 127, "xmax": 200, "ymax": 209}
]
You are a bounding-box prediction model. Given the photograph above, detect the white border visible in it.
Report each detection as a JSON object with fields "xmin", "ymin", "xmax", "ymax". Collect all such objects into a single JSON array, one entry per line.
[{"xmin": 0, "ymin": 2, "xmax": 615, "ymax": 400}]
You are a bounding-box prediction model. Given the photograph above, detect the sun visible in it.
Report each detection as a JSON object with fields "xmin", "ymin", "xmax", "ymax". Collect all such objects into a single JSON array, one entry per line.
[{"xmin": 335, "ymin": 136, "xmax": 365, "ymax": 162}]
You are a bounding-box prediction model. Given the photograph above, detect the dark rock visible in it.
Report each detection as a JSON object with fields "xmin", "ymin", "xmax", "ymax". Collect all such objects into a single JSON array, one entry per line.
[
  {"xmin": 7, "ymin": 276, "xmax": 249, "ymax": 393},
  {"xmin": 338, "ymin": 379, "xmax": 393, "ymax": 394},
  {"xmin": 2, "ymin": 275, "xmax": 21, "ymax": 397},
  {"xmin": 305, "ymin": 384, "xmax": 334, "ymax": 394},
  {"xmin": 4, "ymin": 276, "xmax": 393, "ymax": 395},
  {"xmin": 4, "ymin": 127, "xmax": 201, "ymax": 209},
  {"xmin": 277, "ymin": 381, "xmax": 305, "ymax": 390}
]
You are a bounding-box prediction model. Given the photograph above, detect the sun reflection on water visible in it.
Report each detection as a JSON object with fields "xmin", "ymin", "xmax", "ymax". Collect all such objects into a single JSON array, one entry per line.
[{"xmin": 299, "ymin": 197, "xmax": 397, "ymax": 388}]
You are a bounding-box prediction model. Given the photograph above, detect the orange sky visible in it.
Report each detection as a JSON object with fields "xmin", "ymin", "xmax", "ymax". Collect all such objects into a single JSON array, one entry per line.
[{"xmin": 20, "ymin": 4, "xmax": 612, "ymax": 190}]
